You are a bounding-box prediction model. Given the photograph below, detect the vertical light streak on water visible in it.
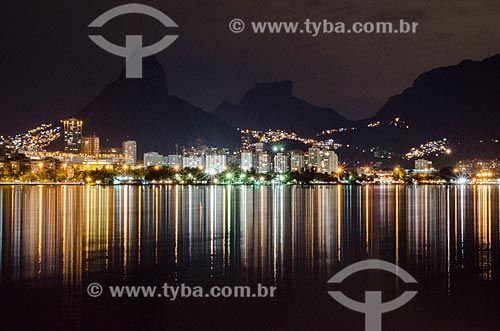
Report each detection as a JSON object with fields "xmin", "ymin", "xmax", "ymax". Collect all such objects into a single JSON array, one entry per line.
[
  {"xmin": 61, "ymin": 187, "xmax": 66, "ymax": 285},
  {"xmin": 319, "ymin": 187, "xmax": 326, "ymax": 276},
  {"xmin": 479, "ymin": 186, "xmax": 492, "ymax": 280},
  {"xmin": 473, "ymin": 187, "xmax": 477, "ymax": 259},
  {"xmin": 291, "ymin": 187, "xmax": 295, "ymax": 277},
  {"xmin": 0, "ymin": 188, "xmax": 4, "ymax": 278},
  {"xmin": 272, "ymin": 185, "xmax": 278, "ymax": 282},
  {"xmin": 446, "ymin": 187, "xmax": 451, "ymax": 298},
  {"xmin": 12, "ymin": 188, "xmax": 19, "ymax": 281},
  {"xmin": 0, "ymin": 189, "xmax": 2, "ymax": 280},
  {"xmin": 155, "ymin": 186, "xmax": 159, "ymax": 264},
  {"xmin": 85, "ymin": 186, "xmax": 90, "ymax": 272},
  {"xmin": 175, "ymin": 186, "xmax": 179, "ymax": 268},
  {"xmin": 241, "ymin": 187, "xmax": 247, "ymax": 268},
  {"xmin": 104, "ymin": 188, "xmax": 109, "ymax": 272},
  {"xmin": 222, "ymin": 184, "xmax": 232, "ymax": 273},
  {"xmin": 198, "ymin": 189, "xmax": 203, "ymax": 272},
  {"xmin": 308, "ymin": 190, "xmax": 312, "ymax": 270},
  {"xmin": 487, "ymin": 187, "xmax": 491, "ymax": 266},
  {"xmin": 460, "ymin": 185, "xmax": 465, "ymax": 260},
  {"xmin": 478, "ymin": 187, "xmax": 484, "ymax": 278},
  {"xmin": 365, "ymin": 185, "xmax": 369, "ymax": 255},
  {"xmin": 123, "ymin": 187, "xmax": 129, "ymax": 278},
  {"xmin": 312, "ymin": 186, "xmax": 317, "ymax": 269},
  {"xmin": 229, "ymin": 186, "xmax": 233, "ymax": 266},
  {"xmin": 344, "ymin": 186, "xmax": 350, "ymax": 260},
  {"xmin": 38, "ymin": 186, "xmax": 42, "ymax": 277},
  {"xmin": 188, "ymin": 186, "xmax": 193, "ymax": 265},
  {"xmin": 210, "ymin": 185, "xmax": 215, "ymax": 276},
  {"xmin": 414, "ymin": 186, "xmax": 419, "ymax": 261},
  {"xmin": 337, "ymin": 185, "xmax": 341, "ymax": 262},
  {"xmin": 395, "ymin": 185, "xmax": 399, "ymax": 265},
  {"xmin": 260, "ymin": 187, "xmax": 265, "ymax": 277},
  {"xmin": 225, "ymin": 186, "xmax": 230, "ymax": 271},
  {"xmin": 137, "ymin": 187, "xmax": 142, "ymax": 267},
  {"xmin": 487, "ymin": 186, "xmax": 492, "ymax": 280},
  {"xmin": 279, "ymin": 186, "xmax": 284, "ymax": 282},
  {"xmin": 477, "ymin": 186, "xmax": 482, "ymax": 278},
  {"xmin": 454, "ymin": 187, "xmax": 458, "ymax": 266},
  {"xmin": 241, "ymin": 187, "xmax": 246, "ymax": 267},
  {"xmin": 425, "ymin": 186, "xmax": 429, "ymax": 259}
]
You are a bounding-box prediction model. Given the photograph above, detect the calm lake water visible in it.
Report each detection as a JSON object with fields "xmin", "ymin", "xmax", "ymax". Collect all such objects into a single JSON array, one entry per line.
[{"xmin": 0, "ymin": 185, "xmax": 499, "ymax": 330}]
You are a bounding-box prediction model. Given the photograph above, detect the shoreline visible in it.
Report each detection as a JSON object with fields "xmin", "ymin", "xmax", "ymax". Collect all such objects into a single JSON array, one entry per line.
[{"xmin": 0, "ymin": 182, "xmax": 486, "ymax": 186}]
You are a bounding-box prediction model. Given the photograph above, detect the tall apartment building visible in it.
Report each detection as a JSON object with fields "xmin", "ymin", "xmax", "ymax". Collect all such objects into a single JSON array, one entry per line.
[
  {"xmin": 257, "ymin": 152, "xmax": 271, "ymax": 174},
  {"xmin": 317, "ymin": 150, "xmax": 339, "ymax": 174},
  {"xmin": 241, "ymin": 151, "xmax": 254, "ymax": 171},
  {"xmin": 205, "ymin": 154, "xmax": 227, "ymax": 174},
  {"xmin": 308, "ymin": 147, "xmax": 320, "ymax": 169},
  {"xmin": 274, "ymin": 152, "xmax": 289, "ymax": 173},
  {"xmin": 61, "ymin": 118, "xmax": 83, "ymax": 153},
  {"xmin": 143, "ymin": 152, "xmax": 164, "ymax": 167},
  {"xmin": 122, "ymin": 140, "xmax": 137, "ymax": 165},
  {"xmin": 81, "ymin": 134, "xmax": 100, "ymax": 156},
  {"xmin": 290, "ymin": 151, "xmax": 304, "ymax": 172}
]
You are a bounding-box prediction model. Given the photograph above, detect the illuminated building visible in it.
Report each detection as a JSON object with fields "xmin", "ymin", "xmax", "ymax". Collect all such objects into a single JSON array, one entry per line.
[
  {"xmin": 122, "ymin": 140, "xmax": 137, "ymax": 165},
  {"xmin": 61, "ymin": 118, "xmax": 83, "ymax": 153},
  {"xmin": 82, "ymin": 134, "xmax": 100, "ymax": 156},
  {"xmin": 167, "ymin": 155, "xmax": 181, "ymax": 168},
  {"xmin": 241, "ymin": 151, "xmax": 253, "ymax": 171},
  {"xmin": 143, "ymin": 152, "xmax": 164, "ymax": 167},
  {"xmin": 274, "ymin": 152, "xmax": 289, "ymax": 173},
  {"xmin": 183, "ymin": 156, "xmax": 204, "ymax": 169},
  {"xmin": 290, "ymin": 151, "xmax": 304, "ymax": 172},
  {"xmin": 255, "ymin": 142, "xmax": 265, "ymax": 153},
  {"xmin": 257, "ymin": 152, "xmax": 271, "ymax": 174},
  {"xmin": 205, "ymin": 154, "xmax": 227, "ymax": 174},
  {"xmin": 456, "ymin": 159, "xmax": 500, "ymax": 176},
  {"xmin": 318, "ymin": 150, "xmax": 338, "ymax": 174},
  {"xmin": 308, "ymin": 147, "xmax": 320, "ymax": 168},
  {"xmin": 415, "ymin": 159, "xmax": 433, "ymax": 172}
]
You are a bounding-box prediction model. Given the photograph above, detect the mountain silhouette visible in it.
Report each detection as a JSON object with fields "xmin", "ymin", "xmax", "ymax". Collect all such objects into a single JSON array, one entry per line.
[
  {"xmin": 213, "ymin": 81, "xmax": 350, "ymax": 136},
  {"xmin": 74, "ymin": 53, "xmax": 500, "ymax": 159},
  {"xmin": 76, "ymin": 57, "xmax": 239, "ymax": 154},
  {"xmin": 321, "ymin": 54, "xmax": 500, "ymax": 159},
  {"xmin": 372, "ymin": 54, "xmax": 500, "ymax": 143}
]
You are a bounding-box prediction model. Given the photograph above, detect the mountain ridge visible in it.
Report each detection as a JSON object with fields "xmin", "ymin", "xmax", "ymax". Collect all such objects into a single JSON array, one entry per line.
[
  {"xmin": 75, "ymin": 57, "xmax": 240, "ymax": 155},
  {"xmin": 213, "ymin": 80, "xmax": 350, "ymax": 136}
]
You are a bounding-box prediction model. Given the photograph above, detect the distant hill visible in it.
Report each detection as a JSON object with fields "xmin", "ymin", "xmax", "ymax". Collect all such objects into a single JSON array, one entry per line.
[
  {"xmin": 75, "ymin": 57, "xmax": 240, "ymax": 154},
  {"xmin": 213, "ymin": 81, "xmax": 350, "ymax": 136},
  {"xmin": 371, "ymin": 54, "xmax": 500, "ymax": 145}
]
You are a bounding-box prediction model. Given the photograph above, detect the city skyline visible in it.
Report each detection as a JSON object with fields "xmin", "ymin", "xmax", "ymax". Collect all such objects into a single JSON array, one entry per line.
[{"xmin": 1, "ymin": 115, "xmax": 498, "ymax": 186}]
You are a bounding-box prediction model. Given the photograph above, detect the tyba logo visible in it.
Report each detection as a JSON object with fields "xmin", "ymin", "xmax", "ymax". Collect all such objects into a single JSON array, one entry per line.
[{"xmin": 89, "ymin": 3, "xmax": 178, "ymax": 78}]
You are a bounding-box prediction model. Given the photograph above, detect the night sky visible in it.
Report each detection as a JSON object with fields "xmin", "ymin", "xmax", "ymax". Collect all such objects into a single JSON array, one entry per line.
[{"xmin": 1, "ymin": 0, "xmax": 500, "ymax": 135}]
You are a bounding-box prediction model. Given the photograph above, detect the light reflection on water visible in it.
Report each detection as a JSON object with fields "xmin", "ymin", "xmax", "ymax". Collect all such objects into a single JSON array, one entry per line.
[{"xmin": 0, "ymin": 184, "xmax": 498, "ymax": 289}]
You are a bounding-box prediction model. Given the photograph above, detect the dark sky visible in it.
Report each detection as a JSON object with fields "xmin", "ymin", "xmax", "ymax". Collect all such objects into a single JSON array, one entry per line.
[{"xmin": 1, "ymin": 0, "xmax": 500, "ymax": 135}]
